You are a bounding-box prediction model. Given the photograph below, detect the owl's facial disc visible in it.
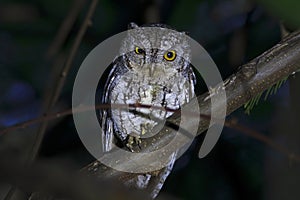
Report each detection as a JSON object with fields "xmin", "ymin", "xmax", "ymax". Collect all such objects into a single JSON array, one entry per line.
[{"xmin": 118, "ymin": 26, "xmax": 191, "ymax": 74}]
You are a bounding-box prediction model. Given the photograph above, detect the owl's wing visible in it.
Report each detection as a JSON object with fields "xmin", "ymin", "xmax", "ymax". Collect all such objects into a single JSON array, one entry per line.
[
  {"xmin": 97, "ymin": 55, "xmax": 129, "ymax": 152},
  {"xmin": 188, "ymin": 64, "xmax": 196, "ymax": 97}
]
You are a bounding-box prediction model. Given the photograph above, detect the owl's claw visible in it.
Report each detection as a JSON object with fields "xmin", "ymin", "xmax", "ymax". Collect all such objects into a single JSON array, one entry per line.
[{"xmin": 126, "ymin": 135, "xmax": 141, "ymax": 152}]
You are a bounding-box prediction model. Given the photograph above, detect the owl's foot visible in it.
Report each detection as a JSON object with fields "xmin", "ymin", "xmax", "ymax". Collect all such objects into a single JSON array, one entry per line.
[{"xmin": 126, "ymin": 134, "xmax": 141, "ymax": 152}]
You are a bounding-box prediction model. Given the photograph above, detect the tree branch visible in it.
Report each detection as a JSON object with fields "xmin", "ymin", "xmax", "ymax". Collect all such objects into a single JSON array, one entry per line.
[
  {"xmin": 3, "ymin": 1, "xmax": 99, "ymax": 200},
  {"xmin": 27, "ymin": 0, "xmax": 98, "ymax": 163},
  {"xmin": 82, "ymin": 30, "xmax": 300, "ymax": 196},
  {"xmin": 0, "ymin": 158, "xmax": 160, "ymax": 200},
  {"xmin": 224, "ymin": 117, "xmax": 300, "ymax": 162},
  {"xmin": 45, "ymin": 0, "xmax": 86, "ymax": 59},
  {"xmin": 1, "ymin": 28, "xmax": 300, "ymax": 200}
]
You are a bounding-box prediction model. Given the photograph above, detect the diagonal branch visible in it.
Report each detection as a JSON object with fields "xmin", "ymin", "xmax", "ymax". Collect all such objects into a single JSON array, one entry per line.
[
  {"xmin": 28, "ymin": 0, "xmax": 98, "ymax": 164},
  {"xmin": 1, "ymin": 28, "xmax": 300, "ymax": 200},
  {"xmin": 224, "ymin": 117, "xmax": 300, "ymax": 162},
  {"xmin": 82, "ymin": 30, "xmax": 300, "ymax": 196},
  {"xmin": 3, "ymin": 1, "xmax": 99, "ymax": 200},
  {"xmin": 120, "ymin": 30, "xmax": 300, "ymax": 154},
  {"xmin": 45, "ymin": 0, "xmax": 86, "ymax": 59}
]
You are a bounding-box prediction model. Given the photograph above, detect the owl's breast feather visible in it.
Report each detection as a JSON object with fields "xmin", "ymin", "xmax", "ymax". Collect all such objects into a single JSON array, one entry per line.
[{"xmin": 109, "ymin": 65, "xmax": 194, "ymax": 137}]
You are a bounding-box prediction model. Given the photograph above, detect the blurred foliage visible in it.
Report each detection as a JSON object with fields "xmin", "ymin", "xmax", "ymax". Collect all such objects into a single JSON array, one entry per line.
[
  {"xmin": 0, "ymin": 0, "xmax": 299, "ymax": 200},
  {"xmin": 259, "ymin": 0, "xmax": 300, "ymax": 28}
]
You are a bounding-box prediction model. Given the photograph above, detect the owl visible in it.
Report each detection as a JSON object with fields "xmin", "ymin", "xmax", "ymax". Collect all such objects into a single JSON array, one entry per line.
[{"xmin": 96, "ymin": 22, "xmax": 196, "ymax": 198}]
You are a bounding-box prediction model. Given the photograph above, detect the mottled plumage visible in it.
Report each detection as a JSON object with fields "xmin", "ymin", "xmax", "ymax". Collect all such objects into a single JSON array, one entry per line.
[{"xmin": 97, "ymin": 22, "xmax": 196, "ymax": 198}]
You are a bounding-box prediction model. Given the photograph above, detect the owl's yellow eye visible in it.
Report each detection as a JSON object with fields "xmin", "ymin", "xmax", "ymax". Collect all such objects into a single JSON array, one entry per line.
[
  {"xmin": 135, "ymin": 46, "xmax": 145, "ymax": 54},
  {"xmin": 164, "ymin": 50, "xmax": 176, "ymax": 61}
]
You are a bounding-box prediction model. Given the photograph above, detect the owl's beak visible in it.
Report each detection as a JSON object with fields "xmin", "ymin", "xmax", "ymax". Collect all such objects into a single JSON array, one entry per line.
[
  {"xmin": 149, "ymin": 64, "xmax": 156, "ymax": 77},
  {"xmin": 147, "ymin": 63, "xmax": 163, "ymax": 77}
]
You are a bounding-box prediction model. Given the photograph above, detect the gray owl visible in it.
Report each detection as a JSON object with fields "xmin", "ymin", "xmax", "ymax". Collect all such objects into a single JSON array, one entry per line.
[{"xmin": 97, "ymin": 22, "xmax": 196, "ymax": 198}]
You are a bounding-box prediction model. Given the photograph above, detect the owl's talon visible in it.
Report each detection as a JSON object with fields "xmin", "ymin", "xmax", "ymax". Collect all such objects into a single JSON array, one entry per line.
[{"xmin": 126, "ymin": 135, "xmax": 141, "ymax": 152}]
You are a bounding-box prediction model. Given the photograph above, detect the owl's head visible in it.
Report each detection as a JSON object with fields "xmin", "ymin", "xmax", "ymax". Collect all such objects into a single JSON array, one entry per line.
[{"xmin": 119, "ymin": 22, "xmax": 191, "ymax": 71}]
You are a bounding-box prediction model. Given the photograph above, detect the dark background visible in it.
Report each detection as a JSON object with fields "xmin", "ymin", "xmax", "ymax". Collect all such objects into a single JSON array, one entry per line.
[{"xmin": 0, "ymin": 0, "xmax": 300, "ymax": 199}]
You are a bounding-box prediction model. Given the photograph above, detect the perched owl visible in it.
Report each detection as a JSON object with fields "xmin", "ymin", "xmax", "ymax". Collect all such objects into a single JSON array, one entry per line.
[{"xmin": 96, "ymin": 22, "xmax": 196, "ymax": 198}]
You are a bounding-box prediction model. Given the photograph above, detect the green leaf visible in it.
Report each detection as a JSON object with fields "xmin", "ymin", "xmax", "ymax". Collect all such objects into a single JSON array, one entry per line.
[
  {"xmin": 258, "ymin": 0, "xmax": 300, "ymax": 28},
  {"xmin": 244, "ymin": 76, "xmax": 288, "ymax": 114}
]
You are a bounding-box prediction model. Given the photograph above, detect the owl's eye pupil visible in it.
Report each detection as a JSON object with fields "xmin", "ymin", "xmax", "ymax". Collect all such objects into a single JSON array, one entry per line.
[
  {"xmin": 135, "ymin": 47, "xmax": 145, "ymax": 54},
  {"xmin": 167, "ymin": 52, "xmax": 173, "ymax": 58},
  {"xmin": 138, "ymin": 49, "xmax": 144, "ymax": 54}
]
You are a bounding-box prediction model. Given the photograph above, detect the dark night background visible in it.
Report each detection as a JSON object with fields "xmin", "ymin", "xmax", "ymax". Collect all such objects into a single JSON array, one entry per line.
[{"xmin": 0, "ymin": 0, "xmax": 300, "ymax": 199}]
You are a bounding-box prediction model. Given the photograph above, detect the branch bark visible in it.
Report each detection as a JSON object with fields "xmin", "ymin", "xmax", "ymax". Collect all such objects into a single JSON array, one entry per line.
[
  {"xmin": 1, "ymin": 28, "xmax": 300, "ymax": 200},
  {"xmin": 3, "ymin": 1, "xmax": 99, "ymax": 200},
  {"xmin": 82, "ymin": 30, "xmax": 300, "ymax": 196}
]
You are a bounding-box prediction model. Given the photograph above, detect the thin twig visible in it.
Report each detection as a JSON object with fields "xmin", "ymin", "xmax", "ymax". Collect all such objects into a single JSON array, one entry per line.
[
  {"xmin": 45, "ymin": 0, "xmax": 86, "ymax": 59},
  {"xmin": 225, "ymin": 118, "xmax": 300, "ymax": 162},
  {"xmin": 1, "ymin": 31, "xmax": 300, "ymax": 162},
  {"xmin": 3, "ymin": 187, "xmax": 17, "ymax": 200},
  {"xmin": 51, "ymin": 0, "xmax": 99, "ymax": 106},
  {"xmin": 0, "ymin": 103, "xmax": 209, "ymax": 135},
  {"xmin": 3, "ymin": 1, "xmax": 99, "ymax": 200},
  {"xmin": 28, "ymin": 0, "xmax": 99, "ymax": 163},
  {"xmin": 80, "ymin": 30, "xmax": 300, "ymax": 195},
  {"xmin": 1, "ymin": 101, "xmax": 300, "ymax": 162},
  {"xmin": 1, "ymin": 21, "xmax": 300, "ymax": 200}
]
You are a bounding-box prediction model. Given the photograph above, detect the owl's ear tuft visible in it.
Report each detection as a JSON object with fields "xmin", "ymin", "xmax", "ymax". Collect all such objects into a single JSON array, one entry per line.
[{"xmin": 128, "ymin": 22, "xmax": 139, "ymax": 29}]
